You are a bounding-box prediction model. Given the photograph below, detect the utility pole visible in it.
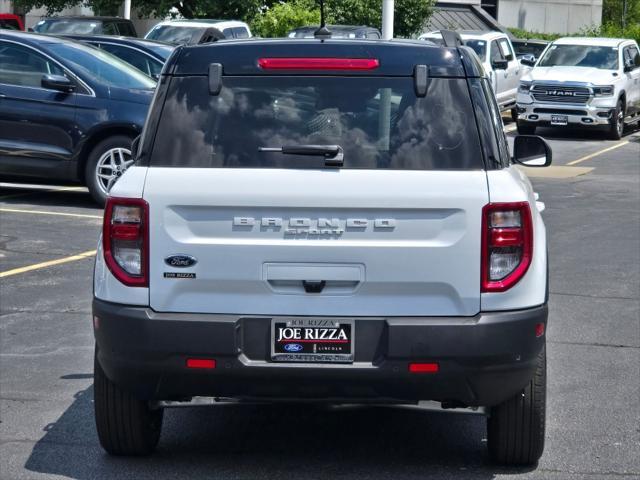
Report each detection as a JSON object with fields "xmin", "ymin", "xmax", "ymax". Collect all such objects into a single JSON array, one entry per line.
[
  {"xmin": 622, "ymin": 0, "xmax": 628, "ymax": 30},
  {"xmin": 123, "ymin": 0, "xmax": 131, "ymax": 20},
  {"xmin": 382, "ymin": 0, "xmax": 394, "ymax": 40}
]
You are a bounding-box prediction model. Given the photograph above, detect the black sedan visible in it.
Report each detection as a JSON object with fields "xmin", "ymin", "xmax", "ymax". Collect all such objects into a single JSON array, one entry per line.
[
  {"xmin": 62, "ymin": 35, "xmax": 174, "ymax": 79},
  {"xmin": 0, "ymin": 31, "xmax": 156, "ymax": 204}
]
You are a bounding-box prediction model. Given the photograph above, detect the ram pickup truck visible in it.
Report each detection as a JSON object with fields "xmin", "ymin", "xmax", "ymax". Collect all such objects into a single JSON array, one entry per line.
[
  {"xmin": 420, "ymin": 30, "xmax": 532, "ymax": 120},
  {"xmin": 93, "ymin": 37, "xmax": 552, "ymax": 465},
  {"xmin": 516, "ymin": 37, "xmax": 640, "ymax": 139}
]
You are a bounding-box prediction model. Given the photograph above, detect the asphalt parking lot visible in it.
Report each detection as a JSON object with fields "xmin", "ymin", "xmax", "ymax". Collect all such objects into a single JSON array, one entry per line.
[{"xmin": 1, "ymin": 124, "xmax": 639, "ymax": 479}]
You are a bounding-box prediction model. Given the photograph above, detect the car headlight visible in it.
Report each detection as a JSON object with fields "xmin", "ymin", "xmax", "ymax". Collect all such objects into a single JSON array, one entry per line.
[
  {"xmin": 518, "ymin": 81, "xmax": 532, "ymax": 93},
  {"xmin": 593, "ymin": 85, "xmax": 614, "ymax": 97}
]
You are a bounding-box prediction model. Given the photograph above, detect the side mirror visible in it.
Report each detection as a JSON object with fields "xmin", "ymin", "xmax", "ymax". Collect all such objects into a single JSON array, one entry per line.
[
  {"xmin": 513, "ymin": 135, "xmax": 552, "ymax": 167},
  {"xmin": 624, "ymin": 58, "xmax": 635, "ymax": 72},
  {"xmin": 131, "ymin": 135, "xmax": 141, "ymax": 160},
  {"xmin": 41, "ymin": 74, "xmax": 76, "ymax": 93},
  {"xmin": 492, "ymin": 59, "xmax": 508, "ymax": 70},
  {"xmin": 520, "ymin": 54, "xmax": 536, "ymax": 67}
]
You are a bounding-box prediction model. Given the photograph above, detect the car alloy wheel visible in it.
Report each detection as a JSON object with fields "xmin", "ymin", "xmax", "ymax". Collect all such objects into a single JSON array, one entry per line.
[
  {"xmin": 616, "ymin": 107, "xmax": 624, "ymax": 137},
  {"xmin": 95, "ymin": 147, "xmax": 133, "ymax": 195}
]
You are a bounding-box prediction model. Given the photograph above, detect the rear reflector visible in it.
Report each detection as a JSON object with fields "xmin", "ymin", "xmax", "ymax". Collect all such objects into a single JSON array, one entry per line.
[
  {"xmin": 186, "ymin": 358, "xmax": 216, "ymax": 369},
  {"xmin": 409, "ymin": 363, "xmax": 439, "ymax": 373},
  {"xmin": 535, "ymin": 322, "xmax": 545, "ymax": 338},
  {"xmin": 258, "ymin": 57, "xmax": 380, "ymax": 71}
]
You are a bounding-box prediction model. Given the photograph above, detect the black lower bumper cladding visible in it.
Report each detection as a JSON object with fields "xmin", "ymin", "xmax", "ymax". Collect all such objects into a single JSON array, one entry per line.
[{"xmin": 93, "ymin": 299, "xmax": 547, "ymax": 407}]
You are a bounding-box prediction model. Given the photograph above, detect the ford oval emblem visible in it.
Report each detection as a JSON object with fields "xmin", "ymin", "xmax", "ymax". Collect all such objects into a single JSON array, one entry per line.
[
  {"xmin": 164, "ymin": 254, "xmax": 197, "ymax": 268},
  {"xmin": 284, "ymin": 343, "xmax": 303, "ymax": 352}
]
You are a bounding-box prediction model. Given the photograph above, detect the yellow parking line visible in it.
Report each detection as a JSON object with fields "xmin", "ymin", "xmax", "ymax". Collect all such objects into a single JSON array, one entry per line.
[
  {"xmin": 0, "ymin": 250, "xmax": 97, "ymax": 278},
  {"xmin": 567, "ymin": 141, "xmax": 630, "ymax": 165},
  {"xmin": 0, "ymin": 208, "xmax": 102, "ymax": 219}
]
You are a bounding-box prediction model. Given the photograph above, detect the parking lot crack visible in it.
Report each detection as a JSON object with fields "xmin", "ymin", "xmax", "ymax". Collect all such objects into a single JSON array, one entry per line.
[
  {"xmin": 550, "ymin": 291, "xmax": 638, "ymax": 301},
  {"xmin": 549, "ymin": 340, "xmax": 638, "ymax": 349}
]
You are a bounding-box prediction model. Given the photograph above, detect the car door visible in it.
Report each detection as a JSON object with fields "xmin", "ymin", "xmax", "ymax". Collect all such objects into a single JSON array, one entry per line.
[
  {"xmin": 623, "ymin": 45, "xmax": 640, "ymax": 114},
  {"xmin": 0, "ymin": 40, "xmax": 79, "ymax": 179},
  {"xmin": 498, "ymin": 37, "xmax": 520, "ymax": 105},
  {"xmin": 489, "ymin": 39, "xmax": 509, "ymax": 107}
]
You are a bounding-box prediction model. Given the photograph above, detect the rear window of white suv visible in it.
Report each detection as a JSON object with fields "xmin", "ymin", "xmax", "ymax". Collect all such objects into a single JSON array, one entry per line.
[{"xmin": 149, "ymin": 76, "xmax": 484, "ymax": 170}]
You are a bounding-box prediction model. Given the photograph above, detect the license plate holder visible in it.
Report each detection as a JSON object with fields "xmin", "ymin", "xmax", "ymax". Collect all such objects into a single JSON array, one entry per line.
[
  {"xmin": 551, "ymin": 114, "xmax": 568, "ymax": 126},
  {"xmin": 271, "ymin": 318, "xmax": 354, "ymax": 363}
]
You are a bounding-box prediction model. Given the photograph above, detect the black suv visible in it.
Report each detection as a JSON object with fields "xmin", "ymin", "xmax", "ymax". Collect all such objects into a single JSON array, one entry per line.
[{"xmin": 33, "ymin": 16, "xmax": 137, "ymax": 37}]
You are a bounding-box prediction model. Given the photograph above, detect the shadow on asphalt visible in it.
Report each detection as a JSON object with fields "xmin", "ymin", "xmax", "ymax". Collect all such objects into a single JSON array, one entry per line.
[
  {"xmin": 0, "ymin": 185, "xmax": 100, "ymax": 211},
  {"xmin": 23, "ymin": 386, "xmax": 538, "ymax": 479}
]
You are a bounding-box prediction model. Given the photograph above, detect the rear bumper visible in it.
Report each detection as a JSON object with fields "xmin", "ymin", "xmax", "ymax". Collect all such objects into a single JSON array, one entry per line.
[{"xmin": 93, "ymin": 299, "xmax": 547, "ymax": 407}]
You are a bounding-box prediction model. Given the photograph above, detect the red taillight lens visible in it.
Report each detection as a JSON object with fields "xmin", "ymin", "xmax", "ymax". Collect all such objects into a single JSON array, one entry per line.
[
  {"xmin": 103, "ymin": 197, "xmax": 148, "ymax": 287},
  {"xmin": 481, "ymin": 202, "xmax": 533, "ymax": 292},
  {"xmin": 258, "ymin": 57, "xmax": 380, "ymax": 70},
  {"xmin": 186, "ymin": 358, "xmax": 216, "ymax": 369}
]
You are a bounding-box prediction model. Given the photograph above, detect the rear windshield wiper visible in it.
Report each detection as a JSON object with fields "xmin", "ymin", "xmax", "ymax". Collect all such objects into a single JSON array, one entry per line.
[{"xmin": 258, "ymin": 144, "xmax": 344, "ymax": 167}]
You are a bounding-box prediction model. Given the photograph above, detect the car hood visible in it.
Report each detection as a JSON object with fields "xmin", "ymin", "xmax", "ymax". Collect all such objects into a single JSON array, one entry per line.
[
  {"xmin": 108, "ymin": 86, "xmax": 155, "ymax": 105},
  {"xmin": 523, "ymin": 66, "xmax": 618, "ymax": 85}
]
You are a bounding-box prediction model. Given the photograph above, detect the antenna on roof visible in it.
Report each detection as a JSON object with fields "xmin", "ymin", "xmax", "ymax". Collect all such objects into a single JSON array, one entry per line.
[{"xmin": 314, "ymin": 0, "xmax": 331, "ymax": 39}]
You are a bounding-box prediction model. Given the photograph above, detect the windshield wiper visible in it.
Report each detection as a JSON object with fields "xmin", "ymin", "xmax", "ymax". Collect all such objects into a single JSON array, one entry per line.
[{"xmin": 258, "ymin": 144, "xmax": 344, "ymax": 167}]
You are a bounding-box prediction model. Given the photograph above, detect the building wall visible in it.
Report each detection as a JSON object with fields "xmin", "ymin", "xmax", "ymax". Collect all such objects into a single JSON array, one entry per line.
[{"xmin": 498, "ymin": 0, "xmax": 603, "ymax": 34}]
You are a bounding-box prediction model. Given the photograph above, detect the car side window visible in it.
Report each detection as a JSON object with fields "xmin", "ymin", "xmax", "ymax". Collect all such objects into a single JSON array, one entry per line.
[
  {"xmin": 632, "ymin": 46, "xmax": 640, "ymax": 67},
  {"xmin": 490, "ymin": 40, "xmax": 505, "ymax": 63},
  {"xmin": 99, "ymin": 43, "xmax": 151, "ymax": 76},
  {"xmin": 481, "ymin": 78, "xmax": 511, "ymax": 166},
  {"xmin": 0, "ymin": 42, "xmax": 66, "ymax": 88},
  {"xmin": 232, "ymin": 27, "xmax": 249, "ymax": 39},
  {"xmin": 367, "ymin": 31, "xmax": 380, "ymax": 39},
  {"xmin": 222, "ymin": 28, "xmax": 234, "ymax": 38},
  {"xmin": 117, "ymin": 22, "xmax": 136, "ymax": 37},
  {"xmin": 102, "ymin": 22, "xmax": 118, "ymax": 35}
]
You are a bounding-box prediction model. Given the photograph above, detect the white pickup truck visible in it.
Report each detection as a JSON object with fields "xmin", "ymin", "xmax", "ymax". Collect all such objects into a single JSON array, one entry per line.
[
  {"xmin": 420, "ymin": 30, "xmax": 532, "ymax": 120},
  {"xmin": 516, "ymin": 37, "xmax": 640, "ymax": 139}
]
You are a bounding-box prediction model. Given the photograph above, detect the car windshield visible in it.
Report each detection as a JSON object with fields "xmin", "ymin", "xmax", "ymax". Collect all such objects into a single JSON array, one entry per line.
[
  {"xmin": 464, "ymin": 40, "xmax": 487, "ymax": 59},
  {"xmin": 47, "ymin": 42, "xmax": 156, "ymax": 89},
  {"xmin": 150, "ymin": 76, "xmax": 483, "ymax": 170},
  {"xmin": 145, "ymin": 25, "xmax": 205, "ymax": 45},
  {"xmin": 34, "ymin": 19, "xmax": 101, "ymax": 34},
  {"xmin": 538, "ymin": 44, "xmax": 619, "ymax": 69}
]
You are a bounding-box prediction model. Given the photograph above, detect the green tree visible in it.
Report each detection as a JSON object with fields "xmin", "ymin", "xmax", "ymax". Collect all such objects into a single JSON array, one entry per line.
[
  {"xmin": 252, "ymin": 0, "xmax": 320, "ymax": 38},
  {"xmin": 602, "ymin": 0, "xmax": 640, "ymax": 29},
  {"xmin": 326, "ymin": 0, "xmax": 436, "ymax": 38}
]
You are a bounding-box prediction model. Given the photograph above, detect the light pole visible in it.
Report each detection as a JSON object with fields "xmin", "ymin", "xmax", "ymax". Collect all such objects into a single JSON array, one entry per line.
[
  {"xmin": 382, "ymin": 0, "xmax": 394, "ymax": 40},
  {"xmin": 123, "ymin": 0, "xmax": 131, "ymax": 20}
]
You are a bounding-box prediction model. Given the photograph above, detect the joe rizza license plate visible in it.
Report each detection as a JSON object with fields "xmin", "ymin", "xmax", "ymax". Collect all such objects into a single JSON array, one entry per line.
[{"xmin": 271, "ymin": 318, "xmax": 354, "ymax": 363}]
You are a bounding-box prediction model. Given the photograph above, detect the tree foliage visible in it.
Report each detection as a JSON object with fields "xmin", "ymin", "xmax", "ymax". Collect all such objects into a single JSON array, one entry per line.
[
  {"xmin": 602, "ymin": 0, "xmax": 640, "ymax": 29},
  {"xmin": 252, "ymin": 0, "xmax": 320, "ymax": 38}
]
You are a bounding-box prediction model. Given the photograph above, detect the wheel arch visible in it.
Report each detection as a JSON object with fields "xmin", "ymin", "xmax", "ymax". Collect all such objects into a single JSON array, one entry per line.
[{"xmin": 76, "ymin": 125, "xmax": 140, "ymax": 182}]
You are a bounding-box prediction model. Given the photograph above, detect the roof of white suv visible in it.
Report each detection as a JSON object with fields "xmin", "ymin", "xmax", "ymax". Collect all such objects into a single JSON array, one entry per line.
[
  {"xmin": 553, "ymin": 37, "xmax": 631, "ymax": 47},
  {"xmin": 151, "ymin": 20, "xmax": 249, "ymax": 30},
  {"xmin": 419, "ymin": 30, "xmax": 506, "ymax": 41}
]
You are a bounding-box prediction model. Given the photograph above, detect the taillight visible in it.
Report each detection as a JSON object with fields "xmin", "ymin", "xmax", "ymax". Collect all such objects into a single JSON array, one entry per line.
[
  {"xmin": 258, "ymin": 57, "xmax": 380, "ymax": 70},
  {"xmin": 103, "ymin": 197, "xmax": 148, "ymax": 287},
  {"xmin": 481, "ymin": 202, "xmax": 533, "ymax": 292}
]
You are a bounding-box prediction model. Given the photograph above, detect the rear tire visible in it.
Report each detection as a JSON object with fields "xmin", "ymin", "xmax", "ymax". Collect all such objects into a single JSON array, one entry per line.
[
  {"xmin": 511, "ymin": 108, "xmax": 519, "ymax": 123},
  {"xmin": 94, "ymin": 347, "xmax": 163, "ymax": 456},
  {"xmin": 85, "ymin": 135, "xmax": 134, "ymax": 206},
  {"xmin": 517, "ymin": 121, "xmax": 537, "ymax": 135},
  {"xmin": 607, "ymin": 99, "xmax": 624, "ymax": 140},
  {"xmin": 487, "ymin": 345, "xmax": 546, "ymax": 466}
]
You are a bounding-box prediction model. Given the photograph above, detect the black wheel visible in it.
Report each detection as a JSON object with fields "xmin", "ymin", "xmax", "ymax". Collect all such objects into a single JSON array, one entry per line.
[
  {"xmin": 85, "ymin": 135, "xmax": 134, "ymax": 206},
  {"xmin": 608, "ymin": 99, "xmax": 625, "ymax": 140},
  {"xmin": 517, "ymin": 121, "xmax": 537, "ymax": 135},
  {"xmin": 511, "ymin": 108, "xmax": 519, "ymax": 123},
  {"xmin": 487, "ymin": 344, "xmax": 546, "ymax": 466},
  {"xmin": 94, "ymin": 347, "xmax": 163, "ymax": 455}
]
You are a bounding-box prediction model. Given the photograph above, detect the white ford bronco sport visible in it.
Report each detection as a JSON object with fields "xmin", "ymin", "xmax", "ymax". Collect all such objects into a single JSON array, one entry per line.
[
  {"xmin": 92, "ymin": 37, "xmax": 552, "ymax": 465},
  {"xmin": 517, "ymin": 37, "xmax": 640, "ymax": 139}
]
